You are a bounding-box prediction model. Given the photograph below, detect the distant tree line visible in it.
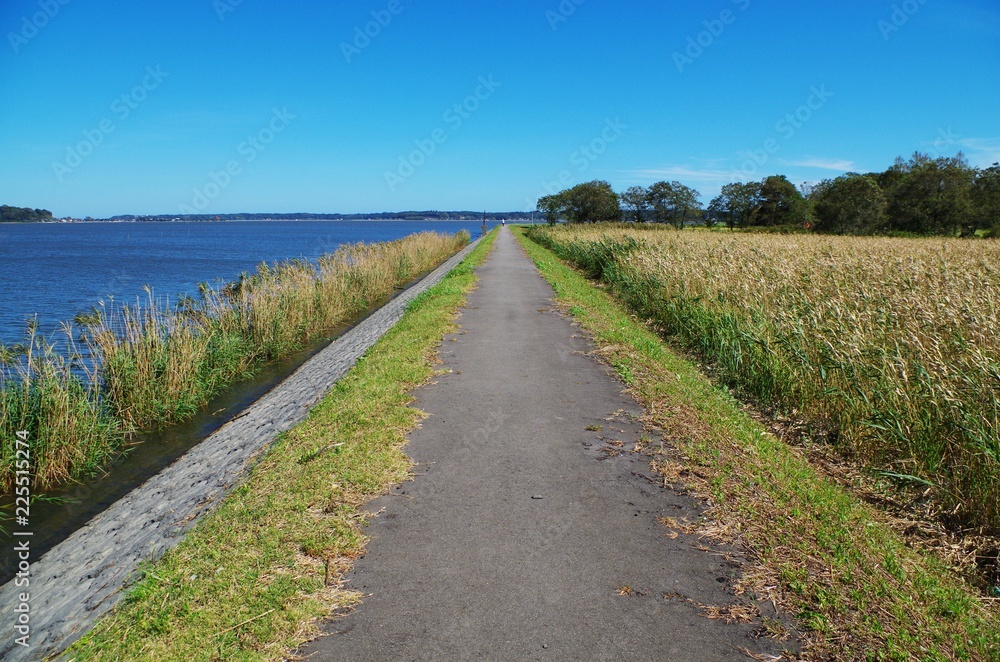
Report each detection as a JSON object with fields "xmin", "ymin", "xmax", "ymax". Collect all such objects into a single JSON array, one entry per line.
[
  {"xmin": 1, "ymin": 205, "xmax": 53, "ymax": 222},
  {"xmin": 537, "ymin": 152, "xmax": 1000, "ymax": 237},
  {"xmin": 807, "ymin": 154, "xmax": 999, "ymax": 237}
]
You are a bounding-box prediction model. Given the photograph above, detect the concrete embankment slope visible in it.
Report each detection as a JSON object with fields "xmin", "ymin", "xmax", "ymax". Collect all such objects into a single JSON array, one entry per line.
[
  {"xmin": 0, "ymin": 238, "xmax": 481, "ymax": 661},
  {"xmin": 301, "ymin": 228, "xmax": 787, "ymax": 660}
]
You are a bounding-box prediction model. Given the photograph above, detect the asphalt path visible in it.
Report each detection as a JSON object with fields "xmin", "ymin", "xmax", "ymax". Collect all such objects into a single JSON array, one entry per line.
[{"xmin": 300, "ymin": 228, "xmax": 789, "ymax": 661}]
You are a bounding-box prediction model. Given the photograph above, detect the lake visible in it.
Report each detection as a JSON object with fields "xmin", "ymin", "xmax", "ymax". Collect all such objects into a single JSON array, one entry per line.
[{"xmin": 0, "ymin": 219, "xmax": 501, "ymax": 346}]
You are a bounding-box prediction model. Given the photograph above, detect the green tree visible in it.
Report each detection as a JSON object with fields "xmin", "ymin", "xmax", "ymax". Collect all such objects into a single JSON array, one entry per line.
[
  {"xmin": 713, "ymin": 182, "xmax": 761, "ymax": 229},
  {"xmin": 885, "ymin": 152, "xmax": 974, "ymax": 236},
  {"xmin": 0, "ymin": 205, "xmax": 54, "ymax": 222},
  {"xmin": 811, "ymin": 173, "xmax": 888, "ymax": 235},
  {"xmin": 561, "ymin": 180, "xmax": 621, "ymax": 224},
  {"xmin": 647, "ymin": 181, "xmax": 701, "ymax": 229},
  {"xmin": 537, "ymin": 193, "xmax": 565, "ymax": 226},
  {"xmin": 972, "ymin": 164, "xmax": 1000, "ymax": 235},
  {"xmin": 704, "ymin": 198, "xmax": 722, "ymax": 229},
  {"xmin": 619, "ymin": 185, "xmax": 650, "ymax": 223},
  {"xmin": 757, "ymin": 175, "xmax": 807, "ymax": 227}
]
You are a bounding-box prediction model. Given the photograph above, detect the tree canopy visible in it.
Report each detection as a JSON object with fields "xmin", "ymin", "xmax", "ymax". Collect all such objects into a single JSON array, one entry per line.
[
  {"xmin": 536, "ymin": 181, "xmax": 621, "ymax": 225},
  {"xmin": 536, "ymin": 151, "xmax": 999, "ymax": 237},
  {"xmin": 646, "ymin": 181, "xmax": 701, "ymax": 229},
  {"xmin": 811, "ymin": 174, "xmax": 887, "ymax": 235},
  {"xmin": 1, "ymin": 205, "xmax": 53, "ymax": 222}
]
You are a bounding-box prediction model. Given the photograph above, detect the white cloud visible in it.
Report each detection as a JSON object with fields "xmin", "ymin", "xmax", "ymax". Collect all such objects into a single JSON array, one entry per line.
[
  {"xmin": 619, "ymin": 165, "xmax": 734, "ymax": 184},
  {"xmin": 782, "ymin": 158, "xmax": 855, "ymax": 171},
  {"xmin": 957, "ymin": 138, "xmax": 1000, "ymax": 168}
]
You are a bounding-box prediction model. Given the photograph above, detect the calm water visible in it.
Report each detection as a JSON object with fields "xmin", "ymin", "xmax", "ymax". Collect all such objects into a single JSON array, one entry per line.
[{"xmin": 0, "ymin": 220, "xmax": 499, "ymax": 345}]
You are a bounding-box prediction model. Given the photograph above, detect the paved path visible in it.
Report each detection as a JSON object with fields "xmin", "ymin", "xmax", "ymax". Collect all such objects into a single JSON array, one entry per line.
[
  {"xmin": 0, "ymin": 240, "xmax": 481, "ymax": 661},
  {"xmin": 302, "ymin": 229, "xmax": 787, "ymax": 661}
]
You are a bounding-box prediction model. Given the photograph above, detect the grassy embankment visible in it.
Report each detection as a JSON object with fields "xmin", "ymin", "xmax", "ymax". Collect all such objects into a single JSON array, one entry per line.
[
  {"xmin": 0, "ymin": 231, "xmax": 468, "ymax": 493},
  {"xmin": 517, "ymin": 225, "xmax": 999, "ymax": 660},
  {"xmin": 66, "ymin": 230, "xmax": 496, "ymax": 660}
]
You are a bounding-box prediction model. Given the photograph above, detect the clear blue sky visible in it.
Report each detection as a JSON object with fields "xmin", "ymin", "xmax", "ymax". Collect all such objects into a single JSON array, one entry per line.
[{"xmin": 1, "ymin": 0, "xmax": 998, "ymax": 218}]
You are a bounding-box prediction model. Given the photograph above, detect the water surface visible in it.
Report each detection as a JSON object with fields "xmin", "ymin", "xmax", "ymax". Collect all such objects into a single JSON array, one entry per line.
[{"xmin": 0, "ymin": 219, "xmax": 498, "ymax": 345}]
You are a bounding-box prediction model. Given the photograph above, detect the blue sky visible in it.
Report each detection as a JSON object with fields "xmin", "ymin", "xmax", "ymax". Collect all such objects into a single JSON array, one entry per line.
[{"xmin": 1, "ymin": 0, "xmax": 998, "ymax": 218}]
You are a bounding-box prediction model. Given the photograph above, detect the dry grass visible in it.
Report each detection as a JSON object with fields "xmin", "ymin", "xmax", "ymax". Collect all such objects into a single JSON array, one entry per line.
[{"xmin": 527, "ymin": 225, "xmax": 1000, "ymax": 534}]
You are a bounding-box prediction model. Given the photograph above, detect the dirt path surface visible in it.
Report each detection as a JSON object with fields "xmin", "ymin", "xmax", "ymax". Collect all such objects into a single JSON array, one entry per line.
[{"xmin": 301, "ymin": 228, "xmax": 789, "ymax": 661}]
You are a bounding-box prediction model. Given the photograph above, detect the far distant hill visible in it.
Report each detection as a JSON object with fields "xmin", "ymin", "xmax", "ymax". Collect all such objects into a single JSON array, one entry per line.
[
  {"xmin": 103, "ymin": 211, "xmax": 537, "ymax": 222},
  {"xmin": 1, "ymin": 205, "xmax": 54, "ymax": 222}
]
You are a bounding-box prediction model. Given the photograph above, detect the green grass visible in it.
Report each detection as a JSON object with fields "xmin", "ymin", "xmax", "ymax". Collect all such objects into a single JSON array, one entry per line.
[
  {"xmin": 65, "ymin": 230, "xmax": 496, "ymax": 661},
  {"xmin": 514, "ymin": 227, "xmax": 1000, "ymax": 661}
]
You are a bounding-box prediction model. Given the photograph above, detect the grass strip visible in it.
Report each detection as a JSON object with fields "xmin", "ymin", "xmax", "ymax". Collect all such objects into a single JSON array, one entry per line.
[
  {"xmin": 514, "ymin": 227, "xmax": 1000, "ymax": 661},
  {"xmin": 67, "ymin": 230, "xmax": 497, "ymax": 661}
]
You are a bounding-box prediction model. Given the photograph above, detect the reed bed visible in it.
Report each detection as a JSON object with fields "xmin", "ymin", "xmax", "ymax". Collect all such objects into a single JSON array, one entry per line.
[
  {"xmin": 0, "ymin": 231, "xmax": 468, "ymax": 492},
  {"xmin": 527, "ymin": 225, "xmax": 1000, "ymax": 531}
]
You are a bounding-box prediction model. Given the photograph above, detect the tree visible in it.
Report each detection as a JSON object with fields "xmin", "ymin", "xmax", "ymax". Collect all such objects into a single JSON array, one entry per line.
[
  {"xmin": 885, "ymin": 152, "xmax": 974, "ymax": 236},
  {"xmin": 619, "ymin": 185, "xmax": 650, "ymax": 223},
  {"xmin": 561, "ymin": 180, "xmax": 621, "ymax": 224},
  {"xmin": 537, "ymin": 193, "xmax": 565, "ymax": 226},
  {"xmin": 647, "ymin": 181, "xmax": 701, "ymax": 229},
  {"xmin": 714, "ymin": 182, "xmax": 761, "ymax": 229},
  {"xmin": 0, "ymin": 205, "xmax": 54, "ymax": 222},
  {"xmin": 672, "ymin": 183, "xmax": 701, "ymax": 229},
  {"xmin": 757, "ymin": 175, "xmax": 807, "ymax": 227},
  {"xmin": 810, "ymin": 173, "xmax": 887, "ymax": 235},
  {"xmin": 972, "ymin": 164, "xmax": 1000, "ymax": 235},
  {"xmin": 704, "ymin": 198, "xmax": 722, "ymax": 229}
]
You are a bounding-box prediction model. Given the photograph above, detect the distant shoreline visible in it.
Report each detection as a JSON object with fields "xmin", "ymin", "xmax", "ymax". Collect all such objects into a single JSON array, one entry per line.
[{"xmin": 2, "ymin": 214, "xmax": 535, "ymax": 225}]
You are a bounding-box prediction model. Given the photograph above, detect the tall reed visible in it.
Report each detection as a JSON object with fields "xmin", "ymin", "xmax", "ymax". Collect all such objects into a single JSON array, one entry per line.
[
  {"xmin": 0, "ymin": 324, "xmax": 125, "ymax": 491},
  {"xmin": 527, "ymin": 225, "xmax": 1000, "ymax": 531},
  {"xmin": 1, "ymin": 231, "xmax": 468, "ymax": 492}
]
